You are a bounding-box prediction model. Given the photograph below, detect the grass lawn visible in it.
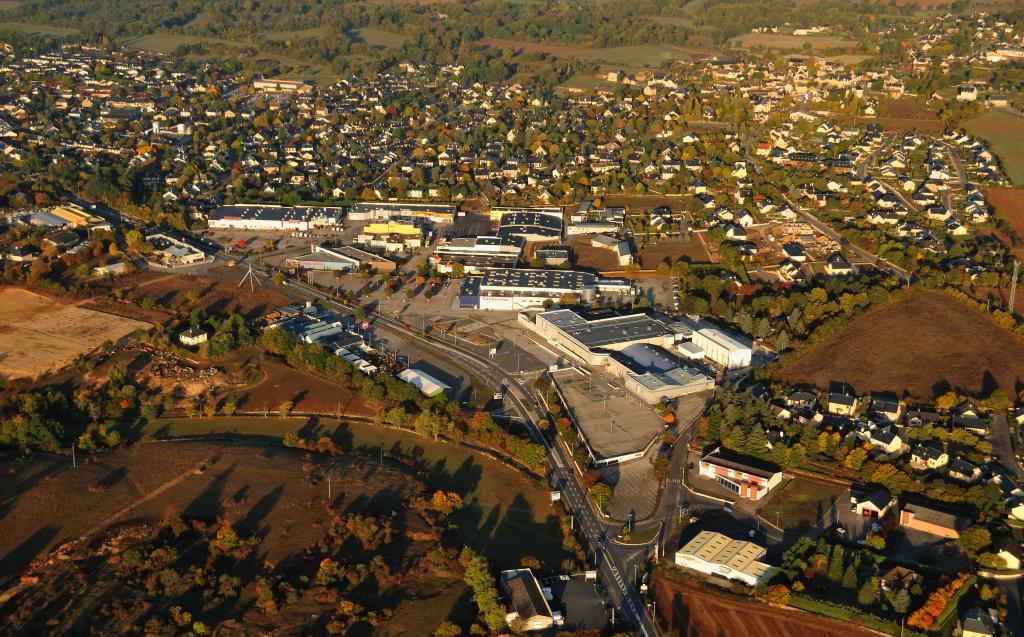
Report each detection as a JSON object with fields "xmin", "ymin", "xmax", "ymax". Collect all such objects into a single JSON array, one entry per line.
[
  {"xmin": 354, "ymin": 27, "xmax": 408, "ymax": 48},
  {"xmin": 966, "ymin": 109, "xmax": 1024, "ymax": 186},
  {"xmin": 134, "ymin": 416, "xmax": 568, "ymax": 568},
  {"xmin": 124, "ymin": 33, "xmax": 247, "ymax": 53},
  {"xmin": 758, "ymin": 478, "xmax": 847, "ymax": 531},
  {"xmin": 729, "ymin": 32, "xmax": 858, "ymax": 51},
  {"xmin": 0, "ymin": 21, "xmax": 77, "ymax": 36}
]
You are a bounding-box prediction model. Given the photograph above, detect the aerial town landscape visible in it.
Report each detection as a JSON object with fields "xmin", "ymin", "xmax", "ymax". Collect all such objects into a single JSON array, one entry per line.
[{"xmin": 3, "ymin": 0, "xmax": 1024, "ymax": 635}]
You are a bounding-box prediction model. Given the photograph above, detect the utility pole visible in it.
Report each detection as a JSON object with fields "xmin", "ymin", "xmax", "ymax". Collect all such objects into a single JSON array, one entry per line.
[
  {"xmin": 328, "ymin": 473, "xmax": 331, "ymax": 501},
  {"xmin": 71, "ymin": 443, "xmax": 76, "ymax": 469}
]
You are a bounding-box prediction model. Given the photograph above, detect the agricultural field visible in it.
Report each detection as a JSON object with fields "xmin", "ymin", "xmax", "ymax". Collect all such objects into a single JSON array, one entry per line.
[
  {"xmin": 758, "ymin": 478, "xmax": 847, "ymax": 532},
  {"xmin": 652, "ymin": 573, "xmax": 876, "ymax": 637},
  {"xmin": 0, "ymin": 20, "xmax": 76, "ymax": 36},
  {"xmin": 987, "ymin": 187, "xmax": 1024, "ymax": 237},
  {"xmin": 123, "ymin": 33, "xmax": 246, "ymax": 54},
  {"xmin": 966, "ymin": 110, "xmax": 1024, "ymax": 186},
  {"xmin": 777, "ymin": 289, "xmax": 1024, "ymax": 399},
  {"xmin": 729, "ymin": 32, "xmax": 858, "ymax": 52},
  {"xmin": 0, "ymin": 287, "xmax": 148, "ymax": 380},
  {"xmin": 879, "ymin": 98, "xmax": 939, "ymax": 122},
  {"xmin": 478, "ymin": 37, "xmax": 714, "ymax": 67}
]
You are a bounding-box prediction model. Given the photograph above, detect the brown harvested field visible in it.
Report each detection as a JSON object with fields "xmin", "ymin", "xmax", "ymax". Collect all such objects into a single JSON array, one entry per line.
[
  {"xmin": 90, "ymin": 271, "xmax": 290, "ymax": 319},
  {"xmin": 0, "ymin": 287, "xmax": 148, "ymax": 380},
  {"xmin": 987, "ymin": 188, "xmax": 1024, "ymax": 236},
  {"xmin": 879, "ymin": 98, "xmax": 940, "ymax": 122},
  {"xmin": 604, "ymin": 194, "xmax": 691, "ymax": 212},
  {"xmin": 836, "ymin": 112, "xmax": 943, "ymax": 134},
  {"xmin": 777, "ymin": 289, "xmax": 1024, "ymax": 399},
  {"xmin": 234, "ymin": 357, "xmax": 381, "ymax": 418},
  {"xmin": 638, "ymin": 237, "xmax": 711, "ymax": 268},
  {"xmin": 652, "ymin": 573, "xmax": 875, "ymax": 637}
]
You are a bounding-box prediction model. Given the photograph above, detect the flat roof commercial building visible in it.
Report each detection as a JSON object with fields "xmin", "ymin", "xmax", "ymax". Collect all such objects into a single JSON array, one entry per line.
[
  {"xmin": 686, "ymin": 319, "xmax": 753, "ymax": 369},
  {"xmin": 489, "ymin": 205, "xmax": 563, "ymax": 222},
  {"xmin": 530, "ymin": 310, "xmax": 713, "ymax": 403},
  {"xmin": 460, "ymin": 268, "xmax": 596, "ymax": 310},
  {"xmin": 209, "ymin": 204, "xmax": 343, "ymax": 231},
  {"xmin": 675, "ymin": 531, "xmax": 775, "ymax": 587},
  {"xmin": 286, "ymin": 244, "xmax": 396, "ymax": 272},
  {"xmin": 497, "ymin": 211, "xmax": 563, "ymax": 242},
  {"xmin": 698, "ymin": 447, "xmax": 783, "ymax": 501},
  {"xmin": 348, "ymin": 201, "xmax": 456, "ymax": 223},
  {"xmin": 356, "ymin": 221, "xmax": 424, "ymax": 253},
  {"xmin": 433, "ymin": 234, "xmax": 524, "ymax": 269}
]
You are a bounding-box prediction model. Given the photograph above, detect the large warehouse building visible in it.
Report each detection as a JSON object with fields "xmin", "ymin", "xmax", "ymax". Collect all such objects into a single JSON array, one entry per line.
[
  {"xmin": 674, "ymin": 531, "xmax": 775, "ymax": 587},
  {"xmin": 460, "ymin": 268, "xmax": 596, "ymax": 310},
  {"xmin": 208, "ymin": 204, "xmax": 343, "ymax": 231},
  {"xmin": 496, "ymin": 211, "xmax": 563, "ymax": 242},
  {"xmin": 529, "ymin": 309, "xmax": 714, "ymax": 403},
  {"xmin": 348, "ymin": 201, "xmax": 456, "ymax": 223},
  {"xmin": 285, "ymin": 244, "xmax": 396, "ymax": 272},
  {"xmin": 433, "ymin": 234, "xmax": 524, "ymax": 269}
]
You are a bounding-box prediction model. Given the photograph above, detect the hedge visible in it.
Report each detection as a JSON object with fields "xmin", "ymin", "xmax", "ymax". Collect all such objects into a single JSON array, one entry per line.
[{"xmin": 789, "ymin": 594, "xmax": 927, "ymax": 637}]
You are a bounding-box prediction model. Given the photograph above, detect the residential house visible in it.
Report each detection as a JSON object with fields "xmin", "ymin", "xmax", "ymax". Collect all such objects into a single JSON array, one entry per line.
[
  {"xmin": 947, "ymin": 458, "xmax": 982, "ymax": 484},
  {"xmin": 851, "ymin": 486, "xmax": 895, "ymax": 518},
  {"xmin": 910, "ymin": 444, "xmax": 949, "ymax": 470},
  {"xmin": 827, "ymin": 393, "xmax": 859, "ymax": 416}
]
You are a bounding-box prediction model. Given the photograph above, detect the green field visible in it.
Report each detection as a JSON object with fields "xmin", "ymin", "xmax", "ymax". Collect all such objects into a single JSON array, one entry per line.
[
  {"xmin": 966, "ymin": 109, "xmax": 1024, "ymax": 186},
  {"xmin": 730, "ymin": 32, "xmax": 858, "ymax": 51},
  {"xmin": 574, "ymin": 44, "xmax": 708, "ymax": 66},
  {"xmin": 123, "ymin": 33, "xmax": 246, "ymax": 53},
  {"xmin": 758, "ymin": 478, "xmax": 847, "ymax": 531},
  {"xmin": 354, "ymin": 27, "xmax": 408, "ymax": 49},
  {"xmin": 0, "ymin": 21, "xmax": 76, "ymax": 36},
  {"xmin": 136, "ymin": 416, "xmax": 567, "ymax": 568}
]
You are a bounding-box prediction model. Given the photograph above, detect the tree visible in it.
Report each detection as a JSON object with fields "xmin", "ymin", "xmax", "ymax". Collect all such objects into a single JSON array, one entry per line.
[
  {"xmin": 765, "ymin": 584, "xmax": 790, "ymax": 606},
  {"xmin": 434, "ymin": 621, "xmax": 462, "ymax": 637},
  {"xmin": 588, "ymin": 482, "xmax": 613, "ymax": 510},
  {"xmin": 959, "ymin": 525, "xmax": 991, "ymax": 557},
  {"xmin": 857, "ymin": 577, "xmax": 878, "ymax": 606},
  {"xmin": 222, "ymin": 400, "xmax": 237, "ymax": 417},
  {"xmin": 278, "ymin": 401, "xmax": 294, "ymax": 418},
  {"xmin": 841, "ymin": 563, "xmax": 858, "ymax": 590},
  {"xmin": 888, "ymin": 588, "xmax": 911, "ymax": 616}
]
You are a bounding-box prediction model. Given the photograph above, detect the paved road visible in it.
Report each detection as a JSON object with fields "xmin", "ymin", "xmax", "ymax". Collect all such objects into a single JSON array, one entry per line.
[
  {"xmin": 855, "ymin": 133, "xmax": 894, "ymax": 180},
  {"xmin": 991, "ymin": 414, "xmax": 1023, "ymax": 482}
]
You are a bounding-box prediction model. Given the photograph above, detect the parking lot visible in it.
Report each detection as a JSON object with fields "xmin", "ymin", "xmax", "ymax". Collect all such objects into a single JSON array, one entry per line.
[
  {"xmin": 539, "ymin": 574, "xmax": 608, "ymax": 631},
  {"xmin": 554, "ymin": 370, "xmax": 667, "ymax": 462}
]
